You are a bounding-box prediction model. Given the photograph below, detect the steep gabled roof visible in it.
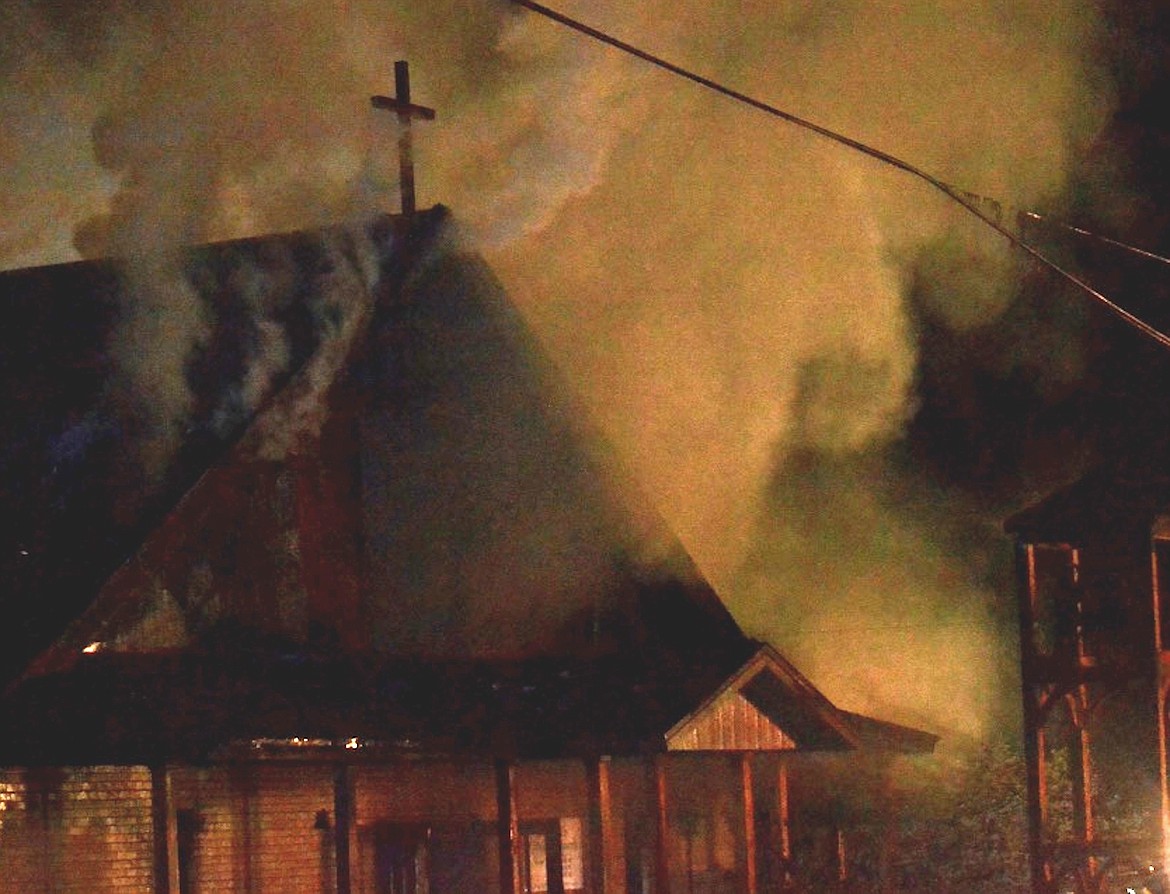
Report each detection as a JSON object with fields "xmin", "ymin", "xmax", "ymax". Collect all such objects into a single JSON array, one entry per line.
[
  {"xmin": 2, "ymin": 207, "xmax": 936, "ymax": 763},
  {"xmin": 17, "ymin": 207, "xmax": 745, "ymax": 683}
]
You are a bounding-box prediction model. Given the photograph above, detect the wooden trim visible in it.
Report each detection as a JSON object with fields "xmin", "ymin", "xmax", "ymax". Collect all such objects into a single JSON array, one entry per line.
[
  {"xmin": 1155, "ymin": 539, "xmax": 1170, "ymax": 880},
  {"xmin": 835, "ymin": 827, "xmax": 847, "ymax": 883},
  {"xmin": 664, "ymin": 645, "xmax": 858, "ymax": 751},
  {"xmin": 740, "ymin": 754, "xmax": 757, "ymax": 894},
  {"xmin": 1018, "ymin": 541, "xmax": 1051, "ymax": 892},
  {"xmin": 587, "ymin": 757, "xmax": 620, "ymax": 894},
  {"xmin": 776, "ymin": 758, "xmax": 791, "ymax": 863},
  {"xmin": 653, "ymin": 756, "xmax": 671, "ymax": 894},
  {"xmin": 496, "ymin": 760, "xmax": 521, "ymax": 894}
]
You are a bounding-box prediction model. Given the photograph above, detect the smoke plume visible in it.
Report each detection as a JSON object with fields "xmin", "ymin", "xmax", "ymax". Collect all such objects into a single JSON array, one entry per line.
[{"xmin": 0, "ymin": 0, "xmax": 1121, "ymax": 739}]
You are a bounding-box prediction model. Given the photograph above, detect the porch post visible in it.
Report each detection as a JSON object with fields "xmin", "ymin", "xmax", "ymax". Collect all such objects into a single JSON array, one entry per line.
[
  {"xmin": 1068, "ymin": 687, "xmax": 1097, "ymax": 883},
  {"xmin": 496, "ymin": 760, "xmax": 521, "ymax": 894},
  {"xmin": 150, "ymin": 764, "xmax": 178, "ymax": 894},
  {"xmin": 834, "ymin": 826, "xmax": 848, "ymax": 883},
  {"xmin": 1018, "ymin": 541, "xmax": 1052, "ymax": 892},
  {"xmin": 333, "ymin": 764, "xmax": 353, "ymax": 894},
  {"xmin": 654, "ymin": 755, "xmax": 671, "ymax": 894},
  {"xmin": 587, "ymin": 756, "xmax": 620, "ymax": 894},
  {"xmin": 739, "ymin": 754, "xmax": 757, "ymax": 894},
  {"xmin": 1154, "ymin": 536, "xmax": 1170, "ymax": 884},
  {"xmin": 776, "ymin": 757, "xmax": 792, "ymax": 889}
]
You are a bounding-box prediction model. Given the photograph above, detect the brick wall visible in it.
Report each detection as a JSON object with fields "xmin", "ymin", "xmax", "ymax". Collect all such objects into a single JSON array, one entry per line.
[
  {"xmin": 170, "ymin": 765, "xmax": 238, "ymax": 891},
  {"xmin": 171, "ymin": 763, "xmax": 335, "ymax": 894},
  {"xmin": 0, "ymin": 766, "xmax": 154, "ymax": 893},
  {"xmin": 0, "ymin": 757, "xmax": 657, "ymax": 893},
  {"xmin": 0, "ymin": 762, "xmax": 340, "ymax": 893}
]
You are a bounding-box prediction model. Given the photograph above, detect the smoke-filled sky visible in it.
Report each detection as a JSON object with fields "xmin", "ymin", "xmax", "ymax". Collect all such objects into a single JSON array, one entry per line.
[{"xmin": 4, "ymin": 0, "xmax": 1170, "ymax": 745}]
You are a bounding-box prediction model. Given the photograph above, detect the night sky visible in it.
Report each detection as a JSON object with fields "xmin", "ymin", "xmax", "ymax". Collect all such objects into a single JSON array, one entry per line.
[{"xmin": 4, "ymin": 0, "xmax": 1170, "ymax": 744}]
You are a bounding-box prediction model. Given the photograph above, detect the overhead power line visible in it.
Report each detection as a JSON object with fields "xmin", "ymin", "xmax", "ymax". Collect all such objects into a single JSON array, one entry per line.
[
  {"xmin": 1019, "ymin": 209, "xmax": 1170, "ymax": 269},
  {"xmin": 508, "ymin": 0, "xmax": 1170, "ymax": 351},
  {"xmin": 938, "ymin": 185, "xmax": 1170, "ymax": 269}
]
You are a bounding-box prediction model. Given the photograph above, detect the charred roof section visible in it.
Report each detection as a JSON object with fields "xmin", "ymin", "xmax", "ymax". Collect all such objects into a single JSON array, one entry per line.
[{"xmin": 0, "ymin": 212, "xmax": 417, "ymax": 685}]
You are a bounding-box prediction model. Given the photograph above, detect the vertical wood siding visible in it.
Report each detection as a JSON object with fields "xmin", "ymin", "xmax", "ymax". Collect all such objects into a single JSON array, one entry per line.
[{"xmin": 667, "ymin": 690, "xmax": 796, "ymax": 751}]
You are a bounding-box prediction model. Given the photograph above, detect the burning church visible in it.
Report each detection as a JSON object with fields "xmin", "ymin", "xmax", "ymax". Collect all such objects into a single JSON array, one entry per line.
[{"xmin": 0, "ymin": 68, "xmax": 935, "ymax": 894}]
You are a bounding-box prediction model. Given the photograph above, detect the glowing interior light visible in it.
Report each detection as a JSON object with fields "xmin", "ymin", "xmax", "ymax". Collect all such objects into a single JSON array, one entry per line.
[
  {"xmin": 344, "ymin": 737, "xmax": 360, "ymax": 749},
  {"xmin": 82, "ymin": 642, "xmax": 103, "ymax": 654}
]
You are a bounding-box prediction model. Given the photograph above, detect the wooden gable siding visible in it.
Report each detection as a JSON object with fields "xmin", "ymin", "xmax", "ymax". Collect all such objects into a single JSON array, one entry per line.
[{"xmin": 667, "ymin": 687, "xmax": 796, "ymax": 751}]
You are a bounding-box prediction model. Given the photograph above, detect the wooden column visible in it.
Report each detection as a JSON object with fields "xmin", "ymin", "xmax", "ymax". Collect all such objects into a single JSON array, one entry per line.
[
  {"xmin": 1068, "ymin": 687, "xmax": 1098, "ymax": 883},
  {"xmin": 776, "ymin": 758, "xmax": 791, "ymax": 867},
  {"xmin": 496, "ymin": 760, "xmax": 521, "ymax": 894},
  {"xmin": 587, "ymin": 757, "xmax": 620, "ymax": 894},
  {"xmin": 1153, "ymin": 538, "xmax": 1170, "ymax": 877},
  {"xmin": 333, "ymin": 764, "xmax": 353, "ymax": 894},
  {"xmin": 654, "ymin": 756, "xmax": 671, "ymax": 894},
  {"xmin": 150, "ymin": 765, "xmax": 178, "ymax": 894},
  {"xmin": 740, "ymin": 754, "xmax": 757, "ymax": 894},
  {"xmin": 834, "ymin": 827, "xmax": 848, "ymax": 883},
  {"xmin": 774, "ymin": 758, "xmax": 799, "ymax": 892},
  {"xmin": 1018, "ymin": 542, "xmax": 1051, "ymax": 893},
  {"xmin": 1160, "ymin": 674, "xmax": 1170, "ymax": 881}
]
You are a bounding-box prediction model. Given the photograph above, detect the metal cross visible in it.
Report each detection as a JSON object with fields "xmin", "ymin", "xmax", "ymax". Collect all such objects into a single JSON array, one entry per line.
[{"xmin": 371, "ymin": 60, "xmax": 436, "ymax": 216}]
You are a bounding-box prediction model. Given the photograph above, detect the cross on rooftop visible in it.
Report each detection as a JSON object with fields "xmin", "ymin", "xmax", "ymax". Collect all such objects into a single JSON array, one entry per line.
[{"xmin": 371, "ymin": 60, "xmax": 436, "ymax": 216}]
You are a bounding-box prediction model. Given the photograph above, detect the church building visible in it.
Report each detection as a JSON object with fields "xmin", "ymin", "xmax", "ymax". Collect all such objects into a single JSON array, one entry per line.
[{"xmin": 0, "ymin": 65, "xmax": 935, "ymax": 894}]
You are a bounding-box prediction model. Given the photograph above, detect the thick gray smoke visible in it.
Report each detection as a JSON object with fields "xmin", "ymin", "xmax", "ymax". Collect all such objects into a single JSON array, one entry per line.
[{"xmin": 0, "ymin": 0, "xmax": 1120, "ymax": 740}]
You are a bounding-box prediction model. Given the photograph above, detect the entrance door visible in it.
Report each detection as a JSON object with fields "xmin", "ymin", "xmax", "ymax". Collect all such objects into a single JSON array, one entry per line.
[
  {"xmin": 374, "ymin": 824, "xmax": 430, "ymax": 894},
  {"xmin": 521, "ymin": 820, "xmax": 565, "ymax": 894}
]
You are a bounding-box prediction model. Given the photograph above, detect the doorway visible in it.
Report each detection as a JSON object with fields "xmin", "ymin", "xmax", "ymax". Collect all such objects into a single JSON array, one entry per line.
[
  {"xmin": 373, "ymin": 824, "xmax": 430, "ymax": 894},
  {"xmin": 521, "ymin": 819, "xmax": 566, "ymax": 894}
]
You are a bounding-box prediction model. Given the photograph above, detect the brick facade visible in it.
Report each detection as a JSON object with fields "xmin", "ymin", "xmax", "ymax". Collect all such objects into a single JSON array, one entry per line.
[
  {"xmin": 0, "ymin": 755, "xmax": 772, "ymax": 893},
  {"xmin": 0, "ymin": 766, "xmax": 154, "ymax": 893}
]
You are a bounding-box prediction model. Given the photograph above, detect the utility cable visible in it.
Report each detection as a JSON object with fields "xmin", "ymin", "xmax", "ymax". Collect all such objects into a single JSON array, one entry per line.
[
  {"xmin": 941, "ymin": 185, "xmax": 1170, "ymax": 269},
  {"xmin": 1021, "ymin": 210, "xmax": 1170, "ymax": 269},
  {"xmin": 507, "ymin": 0, "xmax": 1170, "ymax": 351}
]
